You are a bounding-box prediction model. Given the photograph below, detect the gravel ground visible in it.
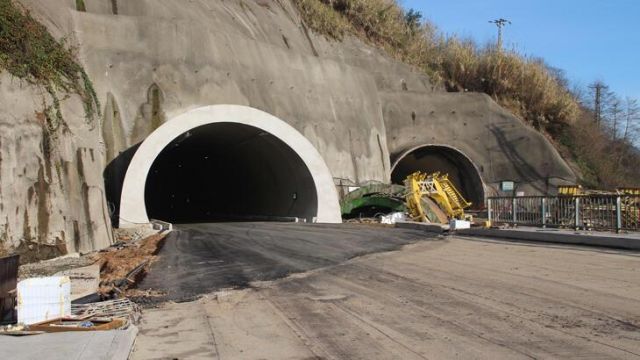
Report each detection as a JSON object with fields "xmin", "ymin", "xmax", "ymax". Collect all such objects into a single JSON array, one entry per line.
[{"xmin": 132, "ymin": 224, "xmax": 640, "ymax": 359}]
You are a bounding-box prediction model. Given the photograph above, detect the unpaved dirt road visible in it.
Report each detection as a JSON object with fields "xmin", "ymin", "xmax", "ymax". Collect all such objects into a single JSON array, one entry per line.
[{"xmin": 132, "ymin": 224, "xmax": 640, "ymax": 359}]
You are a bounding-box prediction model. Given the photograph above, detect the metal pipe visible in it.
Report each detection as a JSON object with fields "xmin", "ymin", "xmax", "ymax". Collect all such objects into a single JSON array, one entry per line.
[
  {"xmin": 574, "ymin": 197, "xmax": 580, "ymax": 231},
  {"xmin": 488, "ymin": 198, "xmax": 493, "ymax": 223},
  {"xmin": 541, "ymin": 197, "xmax": 547, "ymax": 228},
  {"xmin": 512, "ymin": 197, "xmax": 517, "ymax": 224},
  {"xmin": 616, "ymin": 196, "xmax": 622, "ymax": 233}
]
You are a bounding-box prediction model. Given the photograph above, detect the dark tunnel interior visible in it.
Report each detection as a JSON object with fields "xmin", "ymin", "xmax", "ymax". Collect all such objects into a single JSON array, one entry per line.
[
  {"xmin": 105, "ymin": 122, "xmax": 319, "ymax": 225},
  {"xmin": 104, "ymin": 144, "xmax": 141, "ymax": 227},
  {"xmin": 144, "ymin": 123, "xmax": 318, "ymax": 223},
  {"xmin": 391, "ymin": 146, "xmax": 485, "ymax": 208}
]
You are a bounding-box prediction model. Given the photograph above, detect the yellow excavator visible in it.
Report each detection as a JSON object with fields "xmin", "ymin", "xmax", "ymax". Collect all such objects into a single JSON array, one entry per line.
[{"xmin": 404, "ymin": 172, "xmax": 472, "ymax": 224}]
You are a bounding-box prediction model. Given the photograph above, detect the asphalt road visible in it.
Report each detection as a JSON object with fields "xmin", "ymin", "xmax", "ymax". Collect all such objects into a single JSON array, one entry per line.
[
  {"xmin": 138, "ymin": 222, "xmax": 432, "ymax": 301},
  {"xmin": 133, "ymin": 230, "xmax": 640, "ymax": 360}
]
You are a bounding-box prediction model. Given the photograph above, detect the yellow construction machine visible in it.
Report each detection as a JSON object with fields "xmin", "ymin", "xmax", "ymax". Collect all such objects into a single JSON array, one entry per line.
[
  {"xmin": 558, "ymin": 185, "xmax": 583, "ymax": 196},
  {"xmin": 559, "ymin": 185, "xmax": 640, "ymax": 196},
  {"xmin": 559, "ymin": 185, "xmax": 639, "ymax": 229},
  {"xmin": 404, "ymin": 172, "xmax": 472, "ymax": 224}
]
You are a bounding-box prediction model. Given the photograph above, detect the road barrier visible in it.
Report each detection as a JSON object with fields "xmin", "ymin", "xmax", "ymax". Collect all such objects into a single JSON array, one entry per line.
[{"xmin": 488, "ymin": 195, "xmax": 640, "ymax": 233}]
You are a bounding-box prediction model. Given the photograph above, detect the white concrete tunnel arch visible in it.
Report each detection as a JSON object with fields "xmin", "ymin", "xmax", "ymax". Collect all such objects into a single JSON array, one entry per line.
[{"xmin": 118, "ymin": 105, "xmax": 342, "ymax": 226}]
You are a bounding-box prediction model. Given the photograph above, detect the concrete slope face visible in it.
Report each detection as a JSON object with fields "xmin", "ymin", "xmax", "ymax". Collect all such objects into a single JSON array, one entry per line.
[
  {"xmin": 0, "ymin": 0, "xmax": 576, "ymax": 254},
  {"xmin": 0, "ymin": 73, "xmax": 114, "ymax": 257},
  {"xmin": 384, "ymin": 92, "xmax": 576, "ymax": 199}
]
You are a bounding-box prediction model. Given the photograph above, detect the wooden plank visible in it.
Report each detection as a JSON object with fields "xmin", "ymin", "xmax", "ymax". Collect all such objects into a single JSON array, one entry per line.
[{"xmin": 28, "ymin": 317, "xmax": 126, "ymax": 332}]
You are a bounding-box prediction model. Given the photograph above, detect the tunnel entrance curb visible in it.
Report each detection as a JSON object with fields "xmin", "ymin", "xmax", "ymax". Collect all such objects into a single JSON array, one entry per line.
[{"xmin": 118, "ymin": 105, "xmax": 341, "ymax": 227}]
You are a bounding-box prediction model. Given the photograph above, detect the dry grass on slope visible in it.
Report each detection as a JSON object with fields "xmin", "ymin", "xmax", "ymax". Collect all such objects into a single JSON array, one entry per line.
[
  {"xmin": 292, "ymin": 0, "xmax": 578, "ymax": 133},
  {"xmin": 292, "ymin": 0, "xmax": 640, "ymax": 188}
]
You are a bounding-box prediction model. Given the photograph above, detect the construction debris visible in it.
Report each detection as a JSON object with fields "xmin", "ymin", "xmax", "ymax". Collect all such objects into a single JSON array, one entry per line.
[
  {"xmin": 449, "ymin": 219, "xmax": 471, "ymax": 230},
  {"xmin": 343, "ymin": 217, "xmax": 394, "ymax": 227},
  {"xmin": 1, "ymin": 297, "xmax": 138, "ymax": 337},
  {"xmin": 91, "ymin": 233, "xmax": 166, "ymax": 297},
  {"xmin": 113, "ymin": 226, "xmax": 160, "ymax": 244},
  {"xmin": 72, "ymin": 298, "xmax": 141, "ymax": 324},
  {"xmin": 54, "ymin": 264, "xmax": 101, "ymax": 301},
  {"xmin": 28, "ymin": 317, "xmax": 127, "ymax": 333},
  {"xmin": 0, "ymin": 225, "xmax": 167, "ymax": 360},
  {"xmin": 17, "ymin": 276, "xmax": 71, "ymax": 325},
  {"xmin": 380, "ymin": 212, "xmax": 407, "ymax": 224},
  {"xmin": 18, "ymin": 254, "xmax": 94, "ymax": 280}
]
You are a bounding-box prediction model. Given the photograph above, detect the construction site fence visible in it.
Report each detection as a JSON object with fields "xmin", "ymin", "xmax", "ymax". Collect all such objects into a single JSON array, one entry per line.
[{"xmin": 488, "ymin": 195, "xmax": 640, "ymax": 233}]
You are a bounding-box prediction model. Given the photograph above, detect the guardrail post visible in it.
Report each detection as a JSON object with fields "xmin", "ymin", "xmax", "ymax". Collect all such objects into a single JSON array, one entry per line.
[
  {"xmin": 616, "ymin": 196, "xmax": 622, "ymax": 233},
  {"xmin": 541, "ymin": 197, "xmax": 547, "ymax": 228},
  {"xmin": 574, "ymin": 197, "xmax": 580, "ymax": 230},
  {"xmin": 512, "ymin": 197, "xmax": 517, "ymax": 224}
]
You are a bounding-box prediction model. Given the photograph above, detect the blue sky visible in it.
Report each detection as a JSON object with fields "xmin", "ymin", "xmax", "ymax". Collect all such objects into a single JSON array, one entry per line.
[{"xmin": 400, "ymin": 0, "xmax": 639, "ymax": 100}]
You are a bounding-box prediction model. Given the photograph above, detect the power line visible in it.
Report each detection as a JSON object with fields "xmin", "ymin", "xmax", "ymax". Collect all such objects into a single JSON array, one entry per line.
[{"xmin": 489, "ymin": 18, "xmax": 511, "ymax": 50}]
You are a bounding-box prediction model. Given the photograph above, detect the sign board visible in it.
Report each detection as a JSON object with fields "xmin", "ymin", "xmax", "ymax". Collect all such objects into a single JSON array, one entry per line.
[{"xmin": 500, "ymin": 181, "xmax": 515, "ymax": 192}]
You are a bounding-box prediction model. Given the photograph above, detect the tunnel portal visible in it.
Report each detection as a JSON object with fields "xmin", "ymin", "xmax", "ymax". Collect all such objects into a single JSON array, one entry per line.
[
  {"xmin": 144, "ymin": 123, "xmax": 318, "ymax": 223},
  {"xmin": 110, "ymin": 105, "xmax": 341, "ymax": 227},
  {"xmin": 391, "ymin": 145, "xmax": 485, "ymax": 208}
]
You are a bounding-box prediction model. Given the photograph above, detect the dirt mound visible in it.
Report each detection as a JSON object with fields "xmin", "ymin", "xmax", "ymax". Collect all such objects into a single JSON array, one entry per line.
[{"xmin": 92, "ymin": 233, "xmax": 167, "ymax": 292}]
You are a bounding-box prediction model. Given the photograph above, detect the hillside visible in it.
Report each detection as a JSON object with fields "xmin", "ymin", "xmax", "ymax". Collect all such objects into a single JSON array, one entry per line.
[
  {"xmin": 293, "ymin": 0, "xmax": 640, "ymax": 188},
  {"xmin": 0, "ymin": 0, "xmax": 593, "ymax": 257}
]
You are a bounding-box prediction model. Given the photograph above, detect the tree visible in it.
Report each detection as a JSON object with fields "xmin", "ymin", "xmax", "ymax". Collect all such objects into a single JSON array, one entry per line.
[
  {"xmin": 623, "ymin": 97, "xmax": 640, "ymax": 144},
  {"xmin": 545, "ymin": 64, "xmax": 569, "ymax": 89},
  {"xmin": 608, "ymin": 95, "xmax": 623, "ymax": 141},
  {"xmin": 404, "ymin": 9, "xmax": 423, "ymax": 34},
  {"xmin": 615, "ymin": 97, "xmax": 640, "ymax": 167}
]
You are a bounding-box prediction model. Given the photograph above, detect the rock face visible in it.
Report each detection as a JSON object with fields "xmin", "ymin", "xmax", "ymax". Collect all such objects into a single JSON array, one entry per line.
[
  {"xmin": 0, "ymin": 0, "xmax": 575, "ymax": 257},
  {"xmin": 0, "ymin": 74, "xmax": 113, "ymax": 259}
]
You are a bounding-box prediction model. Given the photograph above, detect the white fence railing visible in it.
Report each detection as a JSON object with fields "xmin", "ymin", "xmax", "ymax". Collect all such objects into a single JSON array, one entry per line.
[{"xmin": 488, "ymin": 195, "xmax": 640, "ymax": 233}]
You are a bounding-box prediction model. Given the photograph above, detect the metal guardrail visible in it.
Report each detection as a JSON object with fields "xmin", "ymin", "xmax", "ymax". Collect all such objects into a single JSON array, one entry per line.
[{"xmin": 488, "ymin": 195, "xmax": 640, "ymax": 233}]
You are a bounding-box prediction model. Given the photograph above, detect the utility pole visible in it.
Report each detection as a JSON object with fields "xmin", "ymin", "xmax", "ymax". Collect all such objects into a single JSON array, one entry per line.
[
  {"xmin": 588, "ymin": 81, "xmax": 609, "ymax": 127},
  {"xmin": 489, "ymin": 18, "xmax": 511, "ymax": 50}
]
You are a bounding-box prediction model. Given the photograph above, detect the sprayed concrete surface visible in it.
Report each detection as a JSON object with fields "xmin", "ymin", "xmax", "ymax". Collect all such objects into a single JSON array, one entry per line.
[
  {"xmin": 2, "ymin": 0, "xmax": 576, "ymax": 255},
  {"xmin": 133, "ymin": 227, "xmax": 640, "ymax": 359}
]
